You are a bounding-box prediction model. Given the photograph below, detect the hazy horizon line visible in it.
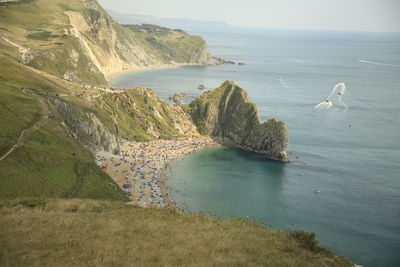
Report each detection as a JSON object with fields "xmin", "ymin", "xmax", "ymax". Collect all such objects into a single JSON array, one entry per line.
[{"xmin": 107, "ymin": 8, "xmax": 400, "ymax": 34}]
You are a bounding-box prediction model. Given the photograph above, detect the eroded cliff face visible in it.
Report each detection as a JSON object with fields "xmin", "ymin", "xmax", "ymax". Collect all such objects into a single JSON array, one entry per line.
[
  {"xmin": 186, "ymin": 81, "xmax": 289, "ymax": 162},
  {"xmin": 94, "ymin": 87, "xmax": 200, "ymax": 140},
  {"xmin": 51, "ymin": 98, "xmax": 120, "ymax": 154},
  {"xmin": 65, "ymin": 6, "xmax": 160, "ymax": 76},
  {"xmin": 50, "ymin": 87, "xmax": 199, "ymax": 153}
]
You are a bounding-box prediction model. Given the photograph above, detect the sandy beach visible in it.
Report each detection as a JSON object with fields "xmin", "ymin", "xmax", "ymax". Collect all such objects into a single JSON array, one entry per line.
[
  {"xmin": 96, "ymin": 136, "xmax": 219, "ymax": 208},
  {"xmin": 104, "ymin": 63, "xmax": 202, "ymax": 81}
]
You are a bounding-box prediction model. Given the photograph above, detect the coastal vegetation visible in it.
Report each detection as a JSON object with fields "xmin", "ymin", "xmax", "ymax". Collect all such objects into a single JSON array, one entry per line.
[
  {"xmin": 0, "ymin": 199, "xmax": 352, "ymax": 266},
  {"xmin": 0, "ymin": 55, "xmax": 126, "ymax": 200}
]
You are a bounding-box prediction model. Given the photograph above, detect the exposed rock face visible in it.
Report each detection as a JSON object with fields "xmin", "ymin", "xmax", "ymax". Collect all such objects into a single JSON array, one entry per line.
[
  {"xmin": 63, "ymin": 0, "xmax": 224, "ymax": 82},
  {"xmin": 95, "ymin": 87, "xmax": 199, "ymax": 140},
  {"xmin": 169, "ymin": 93, "xmax": 187, "ymax": 106},
  {"xmin": 189, "ymin": 43, "xmax": 224, "ymax": 65},
  {"xmin": 186, "ymin": 81, "xmax": 289, "ymax": 162},
  {"xmin": 50, "ymin": 98, "xmax": 119, "ymax": 154},
  {"xmin": 65, "ymin": 9, "xmax": 160, "ymax": 77},
  {"xmin": 49, "ymin": 87, "xmax": 200, "ymax": 153},
  {"xmin": 63, "ymin": 71, "xmax": 82, "ymax": 84}
]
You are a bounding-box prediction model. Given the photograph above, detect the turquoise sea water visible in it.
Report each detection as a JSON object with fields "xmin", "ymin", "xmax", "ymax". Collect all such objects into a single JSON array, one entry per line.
[{"xmin": 110, "ymin": 29, "xmax": 400, "ymax": 267}]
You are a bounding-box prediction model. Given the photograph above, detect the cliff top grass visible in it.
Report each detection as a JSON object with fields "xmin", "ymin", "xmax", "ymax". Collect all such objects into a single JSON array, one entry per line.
[
  {"xmin": 0, "ymin": 0, "xmax": 83, "ymax": 50},
  {"xmin": 184, "ymin": 80, "xmax": 259, "ymax": 135},
  {"xmin": 185, "ymin": 81, "xmax": 255, "ymax": 111},
  {"xmin": 0, "ymin": 199, "xmax": 352, "ymax": 267}
]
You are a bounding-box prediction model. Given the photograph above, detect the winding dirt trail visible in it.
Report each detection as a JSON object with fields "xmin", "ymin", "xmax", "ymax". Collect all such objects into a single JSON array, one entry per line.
[
  {"xmin": 0, "ymin": 33, "xmax": 31, "ymax": 64},
  {"xmin": 0, "ymin": 96, "xmax": 49, "ymax": 163},
  {"xmin": 65, "ymin": 162, "xmax": 88, "ymax": 199}
]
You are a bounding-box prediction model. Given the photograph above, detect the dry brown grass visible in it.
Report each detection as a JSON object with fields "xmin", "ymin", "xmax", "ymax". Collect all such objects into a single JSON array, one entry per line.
[{"xmin": 0, "ymin": 199, "xmax": 352, "ymax": 267}]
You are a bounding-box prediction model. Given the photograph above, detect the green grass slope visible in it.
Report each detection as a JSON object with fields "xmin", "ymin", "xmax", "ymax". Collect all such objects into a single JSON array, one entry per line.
[
  {"xmin": 0, "ymin": 55, "xmax": 125, "ymax": 201},
  {"xmin": 0, "ymin": 199, "xmax": 352, "ymax": 266},
  {"xmin": 0, "ymin": 121, "xmax": 123, "ymax": 200},
  {"xmin": 0, "ymin": 82, "xmax": 40, "ymax": 155}
]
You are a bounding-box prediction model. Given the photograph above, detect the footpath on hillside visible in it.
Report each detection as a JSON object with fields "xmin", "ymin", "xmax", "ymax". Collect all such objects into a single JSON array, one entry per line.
[
  {"xmin": 65, "ymin": 162, "xmax": 88, "ymax": 199},
  {"xmin": 0, "ymin": 91, "xmax": 49, "ymax": 162}
]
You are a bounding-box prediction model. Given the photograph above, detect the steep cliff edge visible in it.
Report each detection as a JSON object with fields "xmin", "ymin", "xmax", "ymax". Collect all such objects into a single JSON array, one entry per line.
[
  {"xmin": 185, "ymin": 81, "xmax": 289, "ymax": 162},
  {"xmin": 0, "ymin": 0, "xmax": 222, "ymax": 85},
  {"xmin": 51, "ymin": 86, "xmax": 199, "ymax": 154}
]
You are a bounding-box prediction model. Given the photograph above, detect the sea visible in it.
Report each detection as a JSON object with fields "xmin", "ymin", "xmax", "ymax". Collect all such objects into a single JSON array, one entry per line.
[{"xmin": 110, "ymin": 28, "xmax": 400, "ymax": 267}]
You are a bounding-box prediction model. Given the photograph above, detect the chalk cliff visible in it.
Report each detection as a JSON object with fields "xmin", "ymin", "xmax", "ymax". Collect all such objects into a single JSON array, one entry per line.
[{"xmin": 185, "ymin": 81, "xmax": 289, "ymax": 162}]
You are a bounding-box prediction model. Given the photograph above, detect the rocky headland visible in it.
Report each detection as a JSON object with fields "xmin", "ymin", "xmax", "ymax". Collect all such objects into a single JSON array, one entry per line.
[{"xmin": 185, "ymin": 81, "xmax": 289, "ymax": 162}]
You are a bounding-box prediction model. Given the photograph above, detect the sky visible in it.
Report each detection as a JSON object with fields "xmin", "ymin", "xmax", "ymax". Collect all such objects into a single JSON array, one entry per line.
[{"xmin": 97, "ymin": 0, "xmax": 400, "ymax": 32}]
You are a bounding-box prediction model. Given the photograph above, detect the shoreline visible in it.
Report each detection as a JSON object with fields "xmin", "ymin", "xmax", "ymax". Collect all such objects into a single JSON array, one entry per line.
[
  {"xmin": 105, "ymin": 63, "xmax": 202, "ymax": 81},
  {"xmin": 158, "ymin": 143, "xmax": 221, "ymax": 209},
  {"xmin": 96, "ymin": 136, "xmax": 220, "ymax": 208}
]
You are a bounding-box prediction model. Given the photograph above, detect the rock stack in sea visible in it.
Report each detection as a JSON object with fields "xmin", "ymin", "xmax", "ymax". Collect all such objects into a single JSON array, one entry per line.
[{"xmin": 185, "ymin": 80, "xmax": 289, "ymax": 162}]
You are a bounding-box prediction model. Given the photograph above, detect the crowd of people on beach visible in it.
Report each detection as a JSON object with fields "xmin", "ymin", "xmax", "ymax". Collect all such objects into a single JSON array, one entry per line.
[{"xmin": 96, "ymin": 136, "xmax": 218, "ymax": 208}]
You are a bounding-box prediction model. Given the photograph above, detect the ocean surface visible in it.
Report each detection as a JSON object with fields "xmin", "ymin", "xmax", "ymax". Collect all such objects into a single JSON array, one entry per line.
[{"xmin": 110, "ymin": 29, "xmax": 400, "ymax": 267}]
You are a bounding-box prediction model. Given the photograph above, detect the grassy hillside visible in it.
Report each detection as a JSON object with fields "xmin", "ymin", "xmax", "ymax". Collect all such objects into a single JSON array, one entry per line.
[
  {"xmin": 0, "ymin": 199, "xmax": 352, "ymax": 266},
  {"xmin": 0, "ymin": 82, "xmax": 40, "ymax": 155},
  {"xmin": 0, "ymin": 52, "xmax": 71, "ymax": 155},
  {"xmin": 0, "ymin": 51, "xmax": 197, "ymax": 200},
  {"xmin": 0, "ymin": 121, "xmax": 124, "ymax": 200},
  {"xmin": 0, "ymin": 54, "xmax": 125, "ymax": 200}
]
